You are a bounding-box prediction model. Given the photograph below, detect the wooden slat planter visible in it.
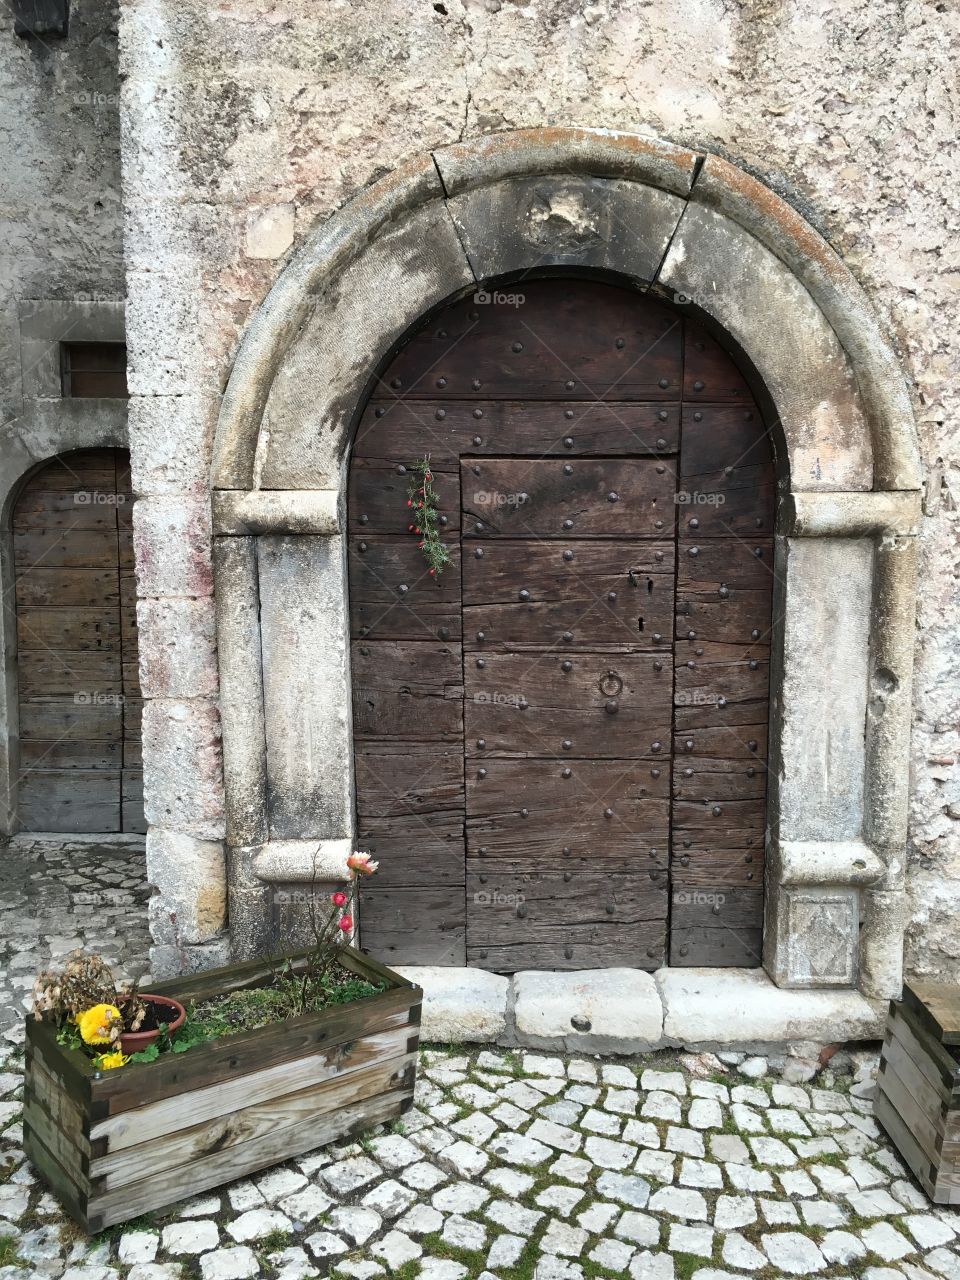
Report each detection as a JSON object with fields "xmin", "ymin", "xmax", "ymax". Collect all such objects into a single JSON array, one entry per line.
[
  {"xmin": 875, "ymin": 980, "xmax": 960, "ymax": 1204},
  {"xmin": 23, "ymin": 946, "xmax": 422, "ymax": 1232}
]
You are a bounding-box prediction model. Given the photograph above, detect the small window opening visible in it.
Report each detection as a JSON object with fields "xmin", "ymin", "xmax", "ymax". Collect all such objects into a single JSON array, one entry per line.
[{"xmin": 61, "ymin": 342, "xmax": 128, "ymax": 399}]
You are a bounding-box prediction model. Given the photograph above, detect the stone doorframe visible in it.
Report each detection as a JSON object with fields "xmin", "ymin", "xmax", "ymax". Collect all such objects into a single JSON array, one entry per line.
[{"xmin": 208, "ymin": 128, "xmax": 921, "ymax": 1011}]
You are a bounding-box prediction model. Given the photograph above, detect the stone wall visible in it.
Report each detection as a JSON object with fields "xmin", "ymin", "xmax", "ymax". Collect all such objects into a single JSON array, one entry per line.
[
  {"xmin": 0, "ymin": 0, "xmax": 128, "ymax": 835},
  {"xmin": 112, "ymin": 0, "xmax": 958, "ymax": 977}
]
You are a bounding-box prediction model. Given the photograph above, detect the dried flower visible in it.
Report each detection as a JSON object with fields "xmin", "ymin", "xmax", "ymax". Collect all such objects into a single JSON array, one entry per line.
[
  {"xmin": 330, "ymin": 891, "xmax": 347, "ymax": 907},
  {"xmin": 77, "ymin": 1004, "xmax": 122, "ymax": 1046},
  {"xmin": 337, "ymin": 915, "xmax": 353, "ymax": 932},
  {"xmin": 346, "ymin": 851, "xmax": 378, "ymax": 876}
]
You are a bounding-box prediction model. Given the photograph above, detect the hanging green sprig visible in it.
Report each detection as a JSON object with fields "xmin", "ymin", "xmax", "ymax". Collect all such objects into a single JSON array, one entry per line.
[{"xmin": 407, "ymin": 456, "xmax": 450, "ymax": 578}]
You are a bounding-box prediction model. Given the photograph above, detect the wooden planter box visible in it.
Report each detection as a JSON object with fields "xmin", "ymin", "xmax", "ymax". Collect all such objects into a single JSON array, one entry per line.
[
  {"xmin": 23, "ymin": 946, "xmax": 422, "ymax": 1232},
  {"xmin": 875, "ymin": 980, "xmax": 960, "ymax": 1204}
]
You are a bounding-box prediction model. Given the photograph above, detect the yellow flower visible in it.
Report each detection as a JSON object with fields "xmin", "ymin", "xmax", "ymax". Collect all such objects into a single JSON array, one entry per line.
[
  {"xmin": 94, "ymin": 1050, "xmax": 128, "ymax": 1070},
  {"xmin": 76, "ymin": 1003, "xmax": 121, "ymax": 1046}
]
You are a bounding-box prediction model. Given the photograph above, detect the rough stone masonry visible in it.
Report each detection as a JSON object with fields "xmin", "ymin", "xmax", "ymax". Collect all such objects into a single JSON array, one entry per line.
[{"xmin": 0, "ymin": 1, "xmax": 957, "ymax": 995}]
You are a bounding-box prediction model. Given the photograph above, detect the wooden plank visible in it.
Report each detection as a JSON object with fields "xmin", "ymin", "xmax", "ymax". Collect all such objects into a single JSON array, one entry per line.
[
  {"xmin": 462, "ymin": 458, "xmax": 676, "ymax": 539},
  {"xmin": 462, "ymin": 541, "xmax": 675, "ymax": 651},
  {"xmin": 673, "ymin": 722, "xmax": 768, "ymax": 762},
  {"xmin": 670, "ymin": 847, "xmax": 763, "ymax": 889},
  {"xmin": 18, "ymin": 771, "xmax": 120, "ymax": 834},
  {"xmin": 671, "ymin": 757, "xmax": 767, "ymax": 802},
  {"xmin": 683, "ymin": 323, "xmax": 755, "ymax": 403},
  {"xmin": 877, "ymin": 1051, "xmax": 946, "ymax": 1164},
  {"xmin": 89, "ymin": 1053, "xmax": 415, "ymax": 1191},
  {"xmin": 350, "ymin": 639, "xmax": 466, "ymax": 748},
  {"xmin": 355, "ymin": 399, "xmax": 681, "ymax": 465},
  {"xmin": 464, "ymin": 650, "xmax": 672, "ymax": 759},
  {"xmin": 360, "ymin": 886, "xmax": 465, "ymax": 966},
  {"xmin": 466, "ymin": 860, "xmax": 667, "ymax": 968},
  {"xmin": 16, "ymin": 607, "xmax": 120, "ymax": 653},
  {"xmin": 12, "ymin": 490, "xmax": 120, "ymax": 530},
  {"xmin": 669, "ymin": 926, "xmax": 763, "ymax": 968},
  {"xmin": 881, "ymin": 1031, "xmax": 950, "ymax": 1126},
  {"xmin": 13, "ymin": 528, "xmax": 123, "ymax": 570},
  {"xmin": 19, "ymin": 739, "xmax": 122, "ymax": 770},
  {"xmin": 903, "ymin": 981, "xmax": 960, "ymax": 1046},
  {"xmin": 466, "ymin": 757, "xmax": 668, "ymax": 861},
  {"xmin": 16, "ymin": 570, "xmax": 120, "ymax": 609},
  {"xmin": 18, "ymin": 649, "xmax": 121, "ymax": 695},
  {"xmin": 355, "ymin": 743, "xmax": 464, "ymax": 817},
  {"xmin": 349, "ymin": 462, "xmax": 460, "ymax": 536},
  {"xmin": 357, "ymin": 813, "xmax": 465, "ymax": 888},
  {"xmin": 90, "ymin": 1027, "xmax": 414, "ymax": 1153},
  {"xmin": 93, "ymin": 996, "xmax": 418, "ymax": 1116},
  {"xmin": 86, "ymin": 1077, "xmax": 414, "ymax": 1231},
  {"xmin": 23, "ymin": 1124, "xmax": 90, "ymax": 1228},
  {"xmin": 349, "ymin": 545, "xmax": 462, "ymax": 642},
  {"xmin": 676, "ymin": 539, "xmax": 774, "ymax": 589},
  {"xmin": 887, "ymin": 1001, "xmax": 960, "ymax": 1094},
  {"xmin": 379, "ymin": 279, "xmax": 683, "ymax": 401},
  {"xmin": 18, "ymin": 698, "xmax": 123, "ymax": 741},
  {"xmin": 874, "ymin": 1087, "xmax": 946, "ymax": 1204}
]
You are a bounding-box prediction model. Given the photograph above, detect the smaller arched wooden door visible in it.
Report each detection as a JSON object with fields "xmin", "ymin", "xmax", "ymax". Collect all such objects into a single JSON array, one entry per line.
[
  {"xmin": 348, "ymin": 280, "xmax": 774, "ymax": 971},
  {"xmin": 13, "ymin": 449, "xmax": 144, "ymax": 833}
]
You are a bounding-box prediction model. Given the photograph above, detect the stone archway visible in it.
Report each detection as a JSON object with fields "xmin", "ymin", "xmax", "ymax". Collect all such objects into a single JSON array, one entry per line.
[{"xmin": 208, "ymin": 128, "xmax": 920, "ymax": 1028}]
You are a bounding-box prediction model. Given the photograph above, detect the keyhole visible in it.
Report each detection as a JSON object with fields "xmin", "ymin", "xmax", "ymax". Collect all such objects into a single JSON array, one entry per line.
[
  {"xmin": 647, "ymin": 578, "xmax": 653, "ymax": 594},
  {"xmin": 638, "ymin": 617, "xmax": 644, "ymax": 633}
]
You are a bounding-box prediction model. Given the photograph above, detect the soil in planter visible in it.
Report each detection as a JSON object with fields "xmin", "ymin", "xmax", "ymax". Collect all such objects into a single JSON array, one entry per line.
[
  {"xmin": 132, "ymin": 999, "xmax": 181, "ymax": 1033},
  {"xmin": 189, "ymin": 965, "xmax": 386, "ymax": 1039}
]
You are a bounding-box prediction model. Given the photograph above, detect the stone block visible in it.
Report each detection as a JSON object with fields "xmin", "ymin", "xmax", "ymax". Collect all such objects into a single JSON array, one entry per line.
[
  {"xmin": 133, "ymin": 495, "xmax": 214, "ymax": 598},
  {"xmin": 128, "ymin": 393, "xmax": 219, "ymax": 496},
  {"xmin": 146, "ymin": 828, "xmax": 227, "ymax": 945},
  {"xmin": 257, "ymin": 535, "xmax": 351, "ymax": 839},
  {"xmin": 774, "ymin": 537, "xmax": 873, "ymax": 842},
  {"xmin": 659, "ymin": 201, "xmax": 872, "ymax": 492},
  {"xmin": 512, "ymin": 969, "xmax": 663, "ymax": 1052},
  {"xmin": 657, "ymin": 968, "xmax": 883, "ymax": 1049},
  {"xmin": 136, "ymin": 596, "xmax": 218, "ymax": 699},
  {"xmin": 447, "ymin": 176, "xmax": 684, "ymax": 283},
  {"xmin": 141, "ymin": 699, "xmax": 226, "ymax": 839},
  {"xmin": 260, "ymin": 198, "xmax": 473, "ymax": 488},
  {"xmin": 125, "ymin": 268, "xmax": 206, "ymax": 396},
  {"xmin": 392, "ymin": 966, "xmax": 508, "ymax": 1042},
  {"xmin": 779, "ymin": 887, "xmax": 860, "ymax": 987}
]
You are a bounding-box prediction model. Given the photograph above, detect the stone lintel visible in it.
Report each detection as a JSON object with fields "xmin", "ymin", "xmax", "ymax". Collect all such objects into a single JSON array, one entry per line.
[
  {"xmin": 774, "ymin": 839, "xmax": 885, "ymax": 887},
  {"xmin": 780, "ymin": 490, "xmax": 921, "ymax": 537},
  {"xmin": 252, "ymin": 838, "xmax": 353, "ymax": 883},
  {"xmin": 213, "ymin": 489, "xmax": 339, "ymax": 536}
]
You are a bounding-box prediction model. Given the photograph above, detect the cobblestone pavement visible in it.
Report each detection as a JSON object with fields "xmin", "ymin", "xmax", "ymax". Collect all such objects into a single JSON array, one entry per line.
[{"xmin": 2, "ymin": 841, "xmax": 960, "ymax": 1280}]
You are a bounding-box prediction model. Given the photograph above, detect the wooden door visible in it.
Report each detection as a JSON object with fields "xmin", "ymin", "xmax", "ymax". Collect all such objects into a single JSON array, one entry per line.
[
  {"xmin": 13, "ymin": 449, "xmax": 144, "ymax": 833},
  {"xmin": 349, "ymin": 280, "xmax": 774, "ymax": 970}
]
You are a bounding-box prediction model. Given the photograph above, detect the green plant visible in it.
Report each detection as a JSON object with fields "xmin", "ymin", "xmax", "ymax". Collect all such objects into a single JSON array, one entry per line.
[{"xmin": 406, "ymin": 456, "xmax": 450, "ymax": 577}]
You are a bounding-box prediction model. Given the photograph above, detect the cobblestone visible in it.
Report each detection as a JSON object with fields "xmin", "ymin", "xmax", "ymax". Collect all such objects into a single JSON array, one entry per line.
[{"xmin": 0, "ymin": 839, "xmax": 956, "ymax": 1280}]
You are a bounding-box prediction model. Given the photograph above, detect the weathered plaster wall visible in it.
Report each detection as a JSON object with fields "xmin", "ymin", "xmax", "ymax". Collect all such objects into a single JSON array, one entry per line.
[
  {"xmin": 115, "ymin": 0, "xmax": 959, "ymax": 977},
  {"xmin": 0, "ymin": 2, "xmax": 127, "ymax": 836},
  {"xmin": 0, "ymin": 0, "xmax": 125, "ymax": 433}
]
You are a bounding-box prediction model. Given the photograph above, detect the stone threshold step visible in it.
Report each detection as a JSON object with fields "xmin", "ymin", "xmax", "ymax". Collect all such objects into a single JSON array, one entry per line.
[{"xmin": 393, "ymin": 965, "xmax": 885, "ymax": 1054}]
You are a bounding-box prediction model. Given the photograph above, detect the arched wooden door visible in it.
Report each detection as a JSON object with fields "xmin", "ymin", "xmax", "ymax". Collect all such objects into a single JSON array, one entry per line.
[
  {"xmin": 348, "ymin": 280, "xmax": 774, "ymax": 971},
  {"xmin": 13, "ymin": 449, "xmax": 143, "ymax": 833}
]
